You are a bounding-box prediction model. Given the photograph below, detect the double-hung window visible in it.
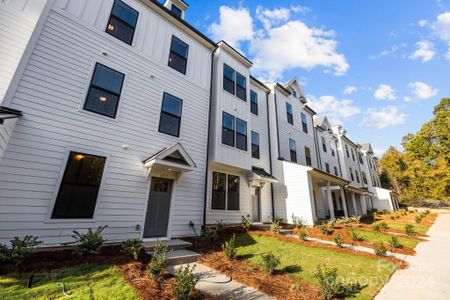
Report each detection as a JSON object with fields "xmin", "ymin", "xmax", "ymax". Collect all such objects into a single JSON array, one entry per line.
[
  {"xmin": 236, "ymin": 118, "xmax": 247, "ymax": 151},
  {"xmin": 356, "ymin": 171, "xmax": 360, "ymax": 183},
  {"xmin": 322, "ymin": 137, "xmax": 327, "ymax": 152},
  {"xmin": 51, "ymin": 152, "xmax": 106, "ymax": 219},
  {"xmin": 236, "ymin": 72, "xmax": 247, "ymax": 101},
  {"xmin": 305, "ymin": 147, "xmax": 312, "ymax": 166},
  {"xmin": 251, "ymin": 131, "xmax": 260, "ymax": 159},
  {"xmin": 334, "ymin": 166, "xmax": 339, "ymax": 176},
  {"xmin": 331, "ymin": 147, "xmax": 335, "ymax": 157},
  {"xmin": 362, "ymin": 172, "xmax": 368, "ymax": 184},
  {"xmin": 158, "ymin": 93, "xmax": 183, "ymax": 137},
  {"xmin": 286, "ymin": 102, "xmax": 293, "ymax": 125},
  {"xmin": 345, "ymin": 144, "xmax": 350, "ymax": 158},
  {"xmin": 222, "ymin": 112, "xmax": 235, "ymax": 147},
  {"xmin": 359, "ymin": 153, "xmax": 364, "ymax": 164},
  {"xmin": 250, "ymin": 90, "xmax": 258, "ymax": 115},
  {"xmin": 168, "ymin": 36, "xmax": 189, "ymax": 74},
  {"xmin": 301, "ymin": 112, "xmax": 308, "ymax": 133},
  {"xmin": 289, "ymin": 139, "xmax": 297, "ymax": 163},
  {"xmin": 351, "ymin": 149, "xmax": 355, "ymax": 161},
  {"xmin": 223, "ymin": 64, "xmax": 235, "ymax": 95},
  {"xmin": 171, "ymin": 4, "xmax": 183, "ymax": 17},
  {"xmin": 325, "ymin": 163, "xmax": 330, "ymax": 173},
  {"xmin": 349, "ymin": 167, "xmax": 354, "ymax": 181},
  {"xmin": 211, "ymin": 172, "xmax": 240, "ymax": 211},
  {"xmin": 84, "ymin": 63, "xmax": 125, "ymax": 118},
  {"xmin": 106, "ymin": 0, "xmax": 139, "ymax": 45}
]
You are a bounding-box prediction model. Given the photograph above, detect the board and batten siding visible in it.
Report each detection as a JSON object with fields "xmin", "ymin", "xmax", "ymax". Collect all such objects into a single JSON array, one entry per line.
[{"xmin": 0, "ymin": 1, "xmax": 212, "ymax": 246}]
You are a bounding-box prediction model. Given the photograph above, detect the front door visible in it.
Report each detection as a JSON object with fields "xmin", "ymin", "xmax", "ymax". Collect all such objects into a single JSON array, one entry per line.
[
  {"xmin": 251, "ymin": 186, "xmax": 261, "ymax": 222},
  {"xmin": 144, "ymin": 177, "xmax": 173, "ymax": 238}
]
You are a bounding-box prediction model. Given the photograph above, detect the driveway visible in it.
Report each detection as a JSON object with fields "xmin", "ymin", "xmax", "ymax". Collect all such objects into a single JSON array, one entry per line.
[{"xmin": 376, "ymin": 213, "xmax": 450, "ymax": 300}]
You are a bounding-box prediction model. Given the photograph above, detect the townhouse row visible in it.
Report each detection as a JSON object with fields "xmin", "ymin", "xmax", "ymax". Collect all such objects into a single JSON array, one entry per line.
[{"xmin": 0, "ymin": 0, "xmax": 399, "ymax": 246}]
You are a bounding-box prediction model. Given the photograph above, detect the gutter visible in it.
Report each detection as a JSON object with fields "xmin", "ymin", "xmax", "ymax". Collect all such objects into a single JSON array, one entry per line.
[
  {"xmin": 313, "ymin": 124, "xmax": 322, "ymax": 170},
  {"xmin": 273, "ymin": 91, "xmax": 281, "ymax": 159}
]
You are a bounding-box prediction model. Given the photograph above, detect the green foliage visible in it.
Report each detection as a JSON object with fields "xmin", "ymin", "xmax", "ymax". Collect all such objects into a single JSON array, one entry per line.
[
  {"xmin": 201, "ymin": 227, "xmax": 218, "ymax": 243},
  {"xmin": 313, "ymin": 265, "xmax": 364, "ymax": 300},
  {"xmin": 405, "ymin": 224, "xmax": 416, "ymax": 236},
  {"xmin": 415, "ymin": 215, "xmax": 423, "ymax": 224},
  {"xmin": 222, "ymin": 234, "xmax": 237, "ymax": 261},
  {"xmin": 333, "ymin": 233, "xmax": 344, "ymax": 248},
  {"xmin": 173, "ymin": 264, "xmax": 199, "ymax": 300},
  {"xmin": 121, "ymin": 239, "xmax": 143, "ymax": 260},
  {"xmin": 319, "ymin": 224, "xmax": 333, "ymax": 236},
  {"xmin": 0, "ymin": 236, "xmax": 42, "ymax": 265},
  {"xmin": 148, "ymin": 240, "xmax": 168, "ymax": 280},
  {"xmin": 241, "ymin": 216, "xmax": 252, "ymax": 231},
  {"xmin": 292, "ymin": 215, "xmax": 305, "ymax": 229},
  {"xmin": 215, "ymin": 219, "xmax": 225, "ymax": 232},
  {"xmin": 349, "ymin": 228, "xmax": 364, "ymax": 242},
  {"xmin": 388, "ymin": 236, "xmax": 402, "ymax": 249},
  {"xmin": 71, "ymin": 225, "xmax": 107, "ymax": 256},
  {"xmin": 372, "ymin": 221, "xmax": 389, "ymax": 231},
  {"xmin": 298, "ymin": 229, "xmax": 308, "ymax": 241},
  {"xmin": 374, "ymin": 243, "xmax": 387, "ymax": 256},
  {"xmin": 270, "ymin": 217, "xmax": 284, "ymax": 233},
  {"xmin": 261, "ymin": 252, "xmax": 280, "ymax": 274}
]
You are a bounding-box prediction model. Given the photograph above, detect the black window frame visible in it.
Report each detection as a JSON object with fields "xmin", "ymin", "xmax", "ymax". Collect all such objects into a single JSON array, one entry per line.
[
  {"xmin": 351, "ymin": 149, "xmax": 355, "ymax": 161},
  {"xmin": 349, "ymin": 168, "xmax": 354, "ymax": 181},
  {"xmin": 301, "ymin": 112, "xmax": 308, "ymax": 133},
  {"xmin": 168, "ymin": 35, "xmax": 189, "ymax": 74},
  {"xmin": 83, "ymin": 63, "xmax": 125, "ymax": 119},
  {"xmin": 211, "ymin": 172, "xmax": 226, "ymax": 210},
  {"xmin": 211, "ymin": 172, "xmax": 240, "ymax": 211},
  {"xmin": 236, "ymin": 118, "xmax": 247, "ymax": 151},
  {"xmin": 321, "ymin": 136, "xmax": 327, "ymax": 152},
  {"xmin": 251, "ymin": 131, "xmax": 260, "ymax": 159},
  {"xmin": 362, "ymin": 172, "xmax": 368, "ymax": 184},
  {"xmin": 170, "ymin": 4, "xmax": 183, "ymax": 17},
  {"xmin": 222, "ymin": 112, "xmax": 235, "ymax": 147},
  {"xmin": 345, "ymin": 145, "xmax": 350, "ymax": 158},
  {"xmin": 158, "ymin": 92, "xmax": 183, "ymax": 137},
  {"xmin": 325, "ymin": 163, "xmax": 330, "ymax": 173},
  {"xmin": 331, "ymin": 147, "xmax": 335, "ymax": 157},
  {"xmin": 106, "ymin": 0, "xmax": 139, "ymax": 45},
  {"xmin": 334, "ymin": 166, "xmax": 339, "ymax": 176},
  {"xmin": 250, "ymin": 90, "xmax": 258, "ymax": 115},
  {"xmin": 355, "ymin": 171, "xmax": 360, "ymax": 183},
  {"xmin": 236, "ymin": 72, "xmax": 247, "ymax": 101},
  {"xmin": 227, "ymin": 174, "xmax": 240, "ymax": 211},
  {"xmin": 223, "ymin": 64, "xmax": 235, "ymax": 95},
  {"xmin": 286, "ymin": 102, "xmax": 294, "ymax": 125},
  {"xmin": 289, "ymin": 139, "xmax": 297, "ymax": 163},
  {"xmin": 305, "ymin": 146, "xmax": 312, "ymax": 166}
]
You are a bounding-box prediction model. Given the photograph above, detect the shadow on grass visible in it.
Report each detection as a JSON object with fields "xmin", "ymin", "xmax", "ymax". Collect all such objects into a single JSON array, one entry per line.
[{"xmin": 281, "ymin": 265, "xmax": 302, "ymax": 274}]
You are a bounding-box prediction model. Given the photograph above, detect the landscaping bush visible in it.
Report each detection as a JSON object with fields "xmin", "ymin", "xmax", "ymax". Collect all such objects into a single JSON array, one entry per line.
[
  {"xmin": 261, "ymin": 252, "xmax": 280, "ymax": 274},
  {"xmin": 173, "ymin": 264, "xmax": 199, "ymax": 300},
  {"xmin": 148, "ymin": 240, "xmax": 168, "ymax": 280},
  {"xmin": 215, "ymin": 219, "xmax": 225, "ymax": 233},
  {"xmin": 372, "ymin": 223, "xmax": 381, "ymax": 231},
  {"xmin": 418, "ymin": 199, "xmax": 448, "ymax": 208},
  {"xmin": 319, "ymin": 224, "xmax": 333, "ymax": 236},
  {"xmin": 415, "ymin": 215, "xmax": 423, "ymax": 224},
  {"xmin": 372, "ymin": 222, "xmax": 388, "ymax": 231},
  {"xmin": 298, "ymin": 229, "xmax": 308, "ymax": 241},
  {"xmin": 349, "ymin": 228, "xmax": 364, "ymax": 242},
  {"xmin": 0, "ymin": 236, "xmax": 42, "ymax": 266},
  {"xmin": 405, "ymin": 224, "xmax": 416, "ymax": 236},
  {"xmin": 314, "ymin": 265, "xmax": 363, "ymax": 300},
  {"xmin": 121, "ymin": 239, "xmax": 143, "ymax": 260},
  {"xmin": 241, "ymin": 216, "xmax": 252, "ymax": 231},
  {"xmin": 333, "ymin": 233, "xmax": 344, "ymax": 248},
  {"xmin": 292, "ymin": 215, "xmax": 305, "ymax": 229},
  {"xmin": 388, "ymin": 236, "xmax": 402, "ymax": 249},
  {"xmin": 222, "ymin": 234, "xmax": 237, "ymax": 261},
  {"xmin": 270, "ymin": 217, "xmax": 284, "ymax": 233},
  {"xmin": 71, "ymin": 225, "xmax": 107, "ymax": 256},
  {"xmin": 201, "ymin": 227, "xmax": 218, "ymax": 243},
  {"xmin": 374, "ymin": 243, "xmax": 387, "ymax": 256}
]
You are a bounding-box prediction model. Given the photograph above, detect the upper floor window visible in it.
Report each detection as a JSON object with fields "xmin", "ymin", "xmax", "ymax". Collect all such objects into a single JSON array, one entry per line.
[
  {"xmin": 286, "ymin": 102, "xmax": 293, "ymax": 125},
  {"xmin": 158, "ymin": 93, "xmax": 183, "ymax": 137},
  {"xmin": 362, "ymin": 172, "xmax": 368, "ymax": 184},
  {"xmin": 222, "ymin": 112, "xmax": 235, "ymax": 147},
  {"xmin": 331, "ymin": 147, "xmax": 335, "ymax": 157},
  {"xmin": 236, "ymin": 118, "xmax": 247, "ymax": 151},
  {"xmin": 171, "ymin": 4, "xmax": 183, "ymax": 17},
  {"xmin": 84, "ymin": 63, "xmax": 124, "ymax": 119},
  {"xmin": 358, "ymin": 153, "xmax": 364, "ymax": 164},
  {"xmin": 301, "ymin": 112, "xmax": 308, "ymax": 133},
  {"xmin": 168, "ymin": 36, "xmax": 189, "ymax": 74},
  {"xmin": 349, "ymin": 167, "xmax": 354, "ymax": 181},
  {"xmin": 355, "ymin": 171, "xmax": 360, "ymax": 183},
  {"xmin": 351, "ymin": 149, "xmax": 355, "ymax": 161},
  {"xmin": 321, "ymin": 137, "xmax": 327, "ymax": 152},
  {"xmin": 250, "ymin": 90, "xmax": 258, "ymax": 115},
  {"xmin": 289, "ymin": 139, "xmax": 297, "ymax": 163},
  {"xmin": 334, "ymin": 166, "xmax": 339, "ymax": 177},
  {"xmin": 236, "ymin": 73, "xmax": 247, "ymax": 101},
  {"xmin": 106, "ymin": 0, "xmax": 139, "ymax": 45},
  {"xmin": 305, "ymin": 146, "xmax": 312, "ymax": 166},
  {"xmin": 345, "ymin": 144, "xmax": 350, "ymax": 158},
  {"xmin": 223, "ymin": 64, "xmax": 235, "ymax": 95},
  {"xmin": 325, "ymin": 163, "xmax": 330, "ymax": 173},
  {"xmin": 51, "ymin": 152, "xmax": 106, "ymax": 219},
  {"xmin": 291, "ymin": 88, "xmax": 297, "ymax": 98},
  {"xmin": 251, "ymin": 131, "xmax": 260, "ymax": 159}
]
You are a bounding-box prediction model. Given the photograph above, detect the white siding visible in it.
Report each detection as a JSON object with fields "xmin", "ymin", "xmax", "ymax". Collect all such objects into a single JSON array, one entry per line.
[
  {"xmin": 316, "ymin": 128, "xmax": 340, "ymax": 177},
  {"xmin": 0, "ymin": 118, "xmax": 16, "ymax": 161},
  {"xmin": 372, "ymin": 187, "xmax": 394, "ymax": 211}
]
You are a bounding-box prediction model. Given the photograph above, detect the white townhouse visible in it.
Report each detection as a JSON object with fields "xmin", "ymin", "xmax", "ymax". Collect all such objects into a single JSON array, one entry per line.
[
  {"xmin": 0, "ymin": 0, "xmax": 217, "ymax": 246},
  {"xmin": 205, "ymin": 41, "xmax": 276, "ymax": 226}
]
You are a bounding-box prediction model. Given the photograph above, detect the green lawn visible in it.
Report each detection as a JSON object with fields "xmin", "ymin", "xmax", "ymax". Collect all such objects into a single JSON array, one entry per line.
[
  {"xmin": 356, "ymin": 229, "xmax": 420, "ymax": 249},
  {"xmin": 0, "ymin": 264, "xmax": 139, "ymax": 300},
  {"xmin": 373, "ymin": 221, "xmax": 429, "ymax": 235},
  {"xmin": 236, "ymin": 233, "xmax": 398, "ymax": 300}
]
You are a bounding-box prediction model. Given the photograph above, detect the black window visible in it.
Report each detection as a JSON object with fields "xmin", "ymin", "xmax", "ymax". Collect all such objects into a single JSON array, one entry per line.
[
  {"xmin": 251, "ymin": 131, "xmax": 260, "ymax": 159},
  {"xmin": 223, "ymin": 64, "xmax": 235, "ymax": 95},
  {"xmin": 362, "ymin": 172, "xmax": 368, "ymax": 184},
  {"xmin": 305, "ymin": 147, "xmax": 312, "ymax": 166},
  {"xmin": 291, "ymin": 88, "xmax": 297, "ymax": 98},
  {"xmin": 84, "ymin": 63, "xmax": 124, "ymax": 118},
  {"xmin": 250, "ymin": 90, "xmax": 258, "ymax": 115},
  {"xmin": 227, "ymin": 175, "xmax": 240, "ymax": 210},
  {"xmin": 158, "ymin": 93, "xmax": 183, "ymax": 137},
  {"xmin": 286, "ymin": 102, "xmax": 293, "ymax": 125},
  {"xmin": 106, "ymin": 0, "xmax": 138, "ymax": 45},
  {"xmin": 301, "ymin": 112, "xmax": 308, "ymax": 133},
  {"xmin": 236, "ymin": 118, "xmax": 247, "ymax": 151},
  {"xmin": 289, "ymin": 139, "xmax": 297, "ymax": 163},
  {"xmin": 236, "ymin": 72, "xmax": 247, "ymax": 101},
  {"xmin": 52, "ymin": 152, "xmax": 106, "ymax": 219},
  {"xmin": 168, "ymin": 36, "xmax": 189, "ymax": 74},
  {"xmin": 350, "ymin": 168, "xmax": 354, "ymax": 181},
  {"xmin": 171, "ymin": 4, "xmax": 183, "ymax": 17},
  {"xmin": 222, "ymin": 112, "xmax": 235, "ymax": 147},
  {"xmin": 351, "ymin": 149, "xmax": 355, "ymax": 161},
  {"xmin": 334, "ymin": 166, "xmax": 339, "ymax": 176},
  {"xmin": 359, "ymin": 153, "xmax": 364, "ymax": 164},
  {"xmin": 322, "ymin": 136, "xmax": 327, "ymax": 152},
  {"xmin": 331, "ymin": 148, "xmax": 335, "ymax": 157},
  {"xmin": 356, "ymin": 171, "xmax": 360, "ymax": 183},
  {"xmin": 345, "ymin": 145, "xmax": 350, "ymax": 158},
  {"xmin": 325, "ymin": 163, "xmax": 330, "ymax": 173},
  {"xmin": 211, "ymin": 172, "xmax": 226, "ymax": 210}
]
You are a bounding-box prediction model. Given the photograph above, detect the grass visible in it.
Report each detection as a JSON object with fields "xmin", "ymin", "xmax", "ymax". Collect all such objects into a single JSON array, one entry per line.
[
  {"xmin": 236, "ymin": 233, "xmax": 398, "ymax": 300},
  {"xmin": 0, "ymin": 264, "xmax": 139, "ymax": 300},
  {"xmin": 355, "ymin": 229, "xmax": 420, "ymax": 249},
  {"xmin": 373, "ymin": 220, "xmax": 429, "ymax": 235}
]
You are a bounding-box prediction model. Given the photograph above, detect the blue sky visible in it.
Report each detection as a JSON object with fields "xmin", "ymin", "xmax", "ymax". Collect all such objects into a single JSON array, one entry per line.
[{"xmin": 182, "ymin": 0, "xmax": 449, "ymax": 156}]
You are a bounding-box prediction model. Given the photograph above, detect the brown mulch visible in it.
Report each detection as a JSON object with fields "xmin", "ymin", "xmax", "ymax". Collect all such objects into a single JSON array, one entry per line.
[{"xmin": 198, "ymin": 251, "xmax": 322, "ymax": 300}]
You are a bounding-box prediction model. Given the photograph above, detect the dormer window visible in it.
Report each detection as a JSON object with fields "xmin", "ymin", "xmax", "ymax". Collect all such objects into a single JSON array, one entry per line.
[{"xmin": 171, "ymin": 4, "xmax": 183, "ymax": 17}]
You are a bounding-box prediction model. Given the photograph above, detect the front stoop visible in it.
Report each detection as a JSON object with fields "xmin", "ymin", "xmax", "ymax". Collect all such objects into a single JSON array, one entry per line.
[
  {"xmin": 144, "ymin": 239, "xmax": 200, "ymax": 265},
  {"xmin": 143, "ymin": 239, "xmax": 192, "ymax": 251}
]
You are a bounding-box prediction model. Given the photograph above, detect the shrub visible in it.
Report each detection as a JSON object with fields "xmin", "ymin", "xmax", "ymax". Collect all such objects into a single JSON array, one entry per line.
[
  {"xmin": 425, "ymin": 210, "xmax": 431, "ymax": 215},
  {"xmin": 298, "ymin": 229, "xmax": 308, "ymax": 241},
  {"xmin": 374, "ymin": 242, "xmax": 387, "ymax": 256},
  {"xmin": 319, "ymin": 224, "xmax": 333, "ymax": 236},
  {"xmin": 270, "ymin": 217, "xmax": 283, "ymax": 233},
  {"xmin": 215, "ymin": 220, "xmax": 225, "ymax": 232},
  {"xmin": 121, "ymin": 239, "xmax": 143, "ymax": 260},
  {"xmin": 71, "ymin": 225, "xmax": 107, "ymax": 256},
  {"xmin": 148, "ymin": 240, "xmax": 168, "ymax": 280},
  {"xmin": 405, "ymin": 224, "xmax": 416, "ymax": 236},
  {"xmin": 333, "ymin": 233, "xmax": 344, "ymax": 248},
  {"xmin": 414, "ymin": 215, "xmax": 423, "ymax": 224},
  {"xmin": 314, "ymin": 265, "xmax": 363, "ymax": 300},
  {"xmin": 173, "ymin": 264, "xmax": 199, "ymax": 300},
  {"xmin": 349, "ymin": 228, "xmax": 364, "ymax": 242},
  {"xmin": 261, "ymin": 252, "xmax": 280, "ymax": 274},
  {"xmin": 389, "ymin": 236, "xmax": 402, "ymax": 249},
  {"xmin": 372, "ymin": 222, "xmax": 388, "ymax": 231},
  {"xmin": 292, "ymin": 215, "xmax": 305, "ymax": 229},
  {"xmin": 201, "ymin": 227, "xmax": 218, "ymax": 243},
  {"xmin": 241, "ymin": 216, "xmax": 252, "ymax": 231},
  {"xmin": 222, "ymin": 234, "xmax": 237, "ymax": 261},
  {"xmin": 0, "ymin": 236, "xmax": 42, "ymax": 266}
]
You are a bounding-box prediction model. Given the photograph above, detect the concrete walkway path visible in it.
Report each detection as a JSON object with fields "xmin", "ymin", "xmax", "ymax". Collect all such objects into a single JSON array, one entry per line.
[
  {"xmin": 376, "ymin": 213, "xmax": 450, "ymax": 300},
  {"xmin": 169, "ymin": 263, "xmax": 275, "ymax": 300}
]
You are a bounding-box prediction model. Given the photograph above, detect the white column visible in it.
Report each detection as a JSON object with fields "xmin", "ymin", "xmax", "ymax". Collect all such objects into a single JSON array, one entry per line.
[
  {"xmin": 340, "ymin": 187, "xmax": 348, "ymax": 217},
  {"xmin": 361, "ymin": 195, "xmax": 367, "ymax": 215},
  {"xmin": 327, "ymin": 182, "xmax": 335, "ymax": 219},
  {"xmin": 351, "ymin": 193, "xmax": 357, "ymax": 216}
]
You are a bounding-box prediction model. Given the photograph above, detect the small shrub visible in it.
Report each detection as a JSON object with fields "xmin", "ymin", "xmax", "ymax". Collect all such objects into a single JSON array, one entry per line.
[
  {"xmin": 121, "ymin": 239, "xmax": 143, "ymax": 260},
  {"xmin": 215, "ymin": 220, "xmax": 225, "ymax": 232},
  {"xmin": 222, "ymin": 234, "xmax": 237, "ymax": 261},
  {"xmin": 201, "ymin": 227, "xmax": 218, "ymax": 243},
  {"xmin": 372, "ymin": 222, "xmax": 388, "ymax": 231},
  {"xmin": 0, "ymin": 236, "xmax": 42, "ymax": 266},
  {"xmin": 292, "ymin": 215, "xmax": 305, "ymax": 229},
  {"xmin": 389, "ymin": 236, "xmax": 402, "ymax": 249},
  {"xmin": 173, "ymin": 264, "xmax": 199, "ymax": 300},
  {"xmin": 241, "ymin": 216, "xmax": 252, "ymax": 231},
  {"xmin": 425, "ymin": 210, "xmax": 431, "ymax": 215},
  {"xmin": 405, "ymin": 224, "xmax": 416, "ymax": 236},
  {"xmin": 414, "ymin": 215, "xmax": 423, "ymax": 224},
  {"xmin": 349, "ymin": 228, "xmax": 364, "ymax": 242},
  {"xmin": 298, "ymin": 229, "xmax": 308, "ymax": 241},
  {"xmin": 374, "ymin": 242, "xmax": 387, "ymax": 256},
  {"xmin": 390, "ymin": 215, "xmax": 395, "ymax": 220},
  {"xmin": 314, "ymin": 265, "xmax": 363, "ymax": 300},
  {"xmin": 319, "ymin": 224, "xmax": 333, "ymax": 236},
  {"xmin": 270, "ymin": 217, "xmax": 283, "ymax": 233},
  {"xmin": 148, "ymin": 240, "xmax": 168, "ymax": 280},
  {"xmin": 333, "ymin": 233, "xmax": 344, "ymax": 248},
  {"xmin": 261, "ymin": 252, "xmax": 280, "ymax": 274},
  {"xmin": 71, "ymin": 225, "xmax": 107, "ymax": 256}
]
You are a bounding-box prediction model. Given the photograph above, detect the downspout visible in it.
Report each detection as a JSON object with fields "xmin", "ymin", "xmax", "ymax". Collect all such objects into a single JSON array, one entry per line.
[
  {"xmin": 273, "ymin": 91, "xmax": 281, "ymax": 159},
  {"xmin": 202, "ymin": 45, "xmax": 219, "ymax": 227},
  {"xmin": 266, "ymin": 90, "xmax": 275, "ymax": 220},
  {"xmin": 313, "ymin": 125, "xmax": 322, "ymax": 170}
]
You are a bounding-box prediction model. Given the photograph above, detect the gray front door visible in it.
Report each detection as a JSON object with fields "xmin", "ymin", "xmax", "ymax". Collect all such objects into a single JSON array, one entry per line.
[
  {"xmin": 251, "ymin": 187, "xmax": 261, "ymax": 222},
  {"xmin": 144, "ymin": 177, "xmax": 173, "ymax": 238}
]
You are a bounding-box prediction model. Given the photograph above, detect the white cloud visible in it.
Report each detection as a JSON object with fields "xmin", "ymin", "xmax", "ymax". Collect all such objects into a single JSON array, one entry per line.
[
  {"xmin": 433, "ymin": 12, "xmax": 450, "ymax": 55},
  {"xmin": 369, "ymin": 44, "xmax": 405, "ymax": 60},
  {"xmin": 418, "ymin": 20, "xmax": 428, "ymax": 27},
  {"xmin": 360, "ymin": 106, "xmax": 406, "ymax": 129},
  {"xmin": 291, "ymin": 5, "xmax": 311, "ymax": 14},
  {"xmin": 374, "ymin": 84, "xmax": 397, "ymax": 100},
  {"xmin": 373, "ymin": 148, "xmax": 386, "ymax": 157},
  {"xmin": 308, "ymin": 95, "xmax": 360, "ymax": 125},
  {"xmin": 408, "ymin": 81, "xmax": 438, "ymax": 99},
  {"xmin": 256, "ymin": 6, "xmax": 291, "ymax": 30},
  {"xmin": 209, "ymin": 6, "xmax": 254, "ymax": 49},
  {"xmin": 404, "ymin": 96, "xmax": 412, "ymax": 102},
  {"xmin": 343, "ymin": 86, "xmax": 357, "ymax": 95},
  {"xmin": 409, "ymin": 41, "xmax": 435, "ymax": 62}
]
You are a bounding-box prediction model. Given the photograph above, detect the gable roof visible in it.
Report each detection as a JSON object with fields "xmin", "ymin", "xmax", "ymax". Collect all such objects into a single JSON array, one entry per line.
[
  {"xmin": 361, "ymin": 143, "xmax": 374, "ymax": 154},
  {"xmin": 143, "ymin": 143, "xmax": 196, "ymax": 168},
  {"xmin": 217, "ymin": 41, "xmax": 253, "ymax": 68}
]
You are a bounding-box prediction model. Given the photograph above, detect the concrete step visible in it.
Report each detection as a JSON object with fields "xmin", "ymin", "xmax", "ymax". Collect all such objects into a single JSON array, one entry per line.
[
  {"xmin": 165, "ymin": 249, "xmax": 200, "ymax": 265},
  {"xmin": 279, "ymin": 229, "xmax": 293, "ymax": 235},
  {"xmin": 143, "ymin": 239, "xmax": 192, "ymax": 251}
]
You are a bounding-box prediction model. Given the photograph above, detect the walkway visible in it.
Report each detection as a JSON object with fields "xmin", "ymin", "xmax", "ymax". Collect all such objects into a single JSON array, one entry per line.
[{"xmin": 376, "ymin": 213, "xmax": 450, "ymax": 300}]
